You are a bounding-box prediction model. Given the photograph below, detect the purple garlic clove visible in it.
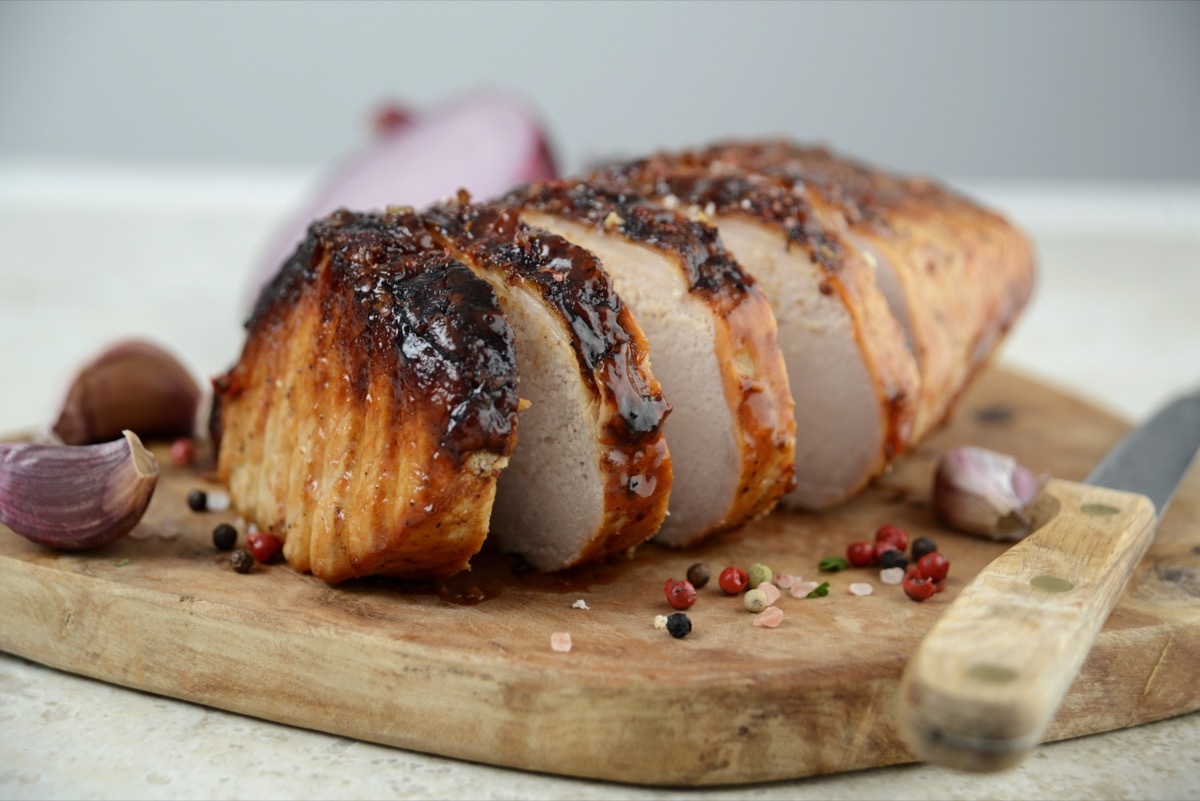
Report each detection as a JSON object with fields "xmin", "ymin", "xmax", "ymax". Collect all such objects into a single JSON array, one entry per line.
[
  {"xmin": 933, "ymin": 445, "xmax": 1050, "ymax": 541},
  {"xmin": 0, "ymin": 431, "xmax": 159, "ymax": 550}
]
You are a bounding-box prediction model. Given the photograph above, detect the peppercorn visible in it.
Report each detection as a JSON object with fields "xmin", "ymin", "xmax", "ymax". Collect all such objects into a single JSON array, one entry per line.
[
  {"xmin": 212, "ymin": 523, "xmax": 237, "ymax": 551},
  {"xmin": 248, "ymin": 531, "xmax": 283, "ymax": 564},
  {"xmin": 743, "ymin": 588, "xmax": 769, "ymax": 613},
  {"xmin": 916, "ymin": 551, "xmax": 950, "ymax": 582},
  {"xmin": 187, "ymin": 489, "xmax": 207, "ymax": 512},
  {"xmin": 663, "ymin": 578, "xmax": 697, "ymax": 610},
  {"xmin": 686, "ymin": 562, "xmax": 710, "ymax": 589},
  {"xmin": 230, "ymin": 547, "xmax": 254, "ymax": 574},
  {"xmin": 911, "ymin": 536, "xmax": 938, "ymax": 561},
  {"xmin": 846, "ymin": 541, "xmax": 875, "ymax": 567},
  {"xmin": 665, "ymin": 613, "xmax": 691, "ymax": 639},
  {"xmin": 746, "ymin": 562, "xmax": 773, "ymax": 589},
  {"xmin": 718, "ymin": 566, "xmax": 748, "ymax": 594},
  {"xmin": 875, "ymin": 524, "xmax": 909, "ymax": 552},
  {"xmin": 873, "ymin": 541, "xmax": 899, "ymax": 564},
  {"xmin": 879, "ymin": 549, "xmax": 908, "ymax": 570},
  {"xmin": 903, "ymin": 568, "xmax": 936, "ymax": 602}
]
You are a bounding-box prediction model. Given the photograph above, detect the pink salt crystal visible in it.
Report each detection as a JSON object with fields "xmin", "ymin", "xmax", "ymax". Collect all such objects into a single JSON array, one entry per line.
[
  {"xmin": 550, "ymin": 632, "xmax": 573, "ymax": 653},
  {"xmin": 789, "ymin": 581, "xmax": 820, "ymax": 599},
  {"xmin": 752, "ymin": 607, "xmax": 784, "ymax": 628},
  {"xmin": 774, "ymin": 573, "xmax": 799, "ymax": 589},
  {"xmin": 848, "ymin": 582, "xmax": 874, "ymax": 597},
  {"xmin": 760, "ymin": 582, "xmax": 781, "ymax": 606}
]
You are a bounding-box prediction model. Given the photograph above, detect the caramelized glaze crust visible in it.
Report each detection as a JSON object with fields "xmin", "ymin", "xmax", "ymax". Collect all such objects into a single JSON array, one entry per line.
[
  {"xmin": 674, "ymin": 141, "xmax": 1037, "ymax": 439},
  {"xmin": 416, "ymin": 197, "xmax": 673, "ymax": 564},
  {"xmin": 592, "ymin": 159, "xmax": 920, "ymax": 466},
  {"xmin": 212, "ymin": 210, "xmax": 519, "ymax": 583},
  {"xmin": 502, "ymin": 179, "xmax": 796, "ymax": 540}
]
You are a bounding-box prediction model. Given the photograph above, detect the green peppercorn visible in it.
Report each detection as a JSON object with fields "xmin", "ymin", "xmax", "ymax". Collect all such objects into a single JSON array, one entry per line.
[
  {"xmin": 743, "ymin": 587, "xmax": 769, "ymax": 613},
  {"xmin": 746, "ymin": 562, "xmax": 773, "ymax": 589},
  {"xmin": 230, "ymin": 547, "xmax": 254, "ymax": 574},
  {"xmin": 665, "ymin": 613, "xmax": 691, "ymax": 639},
  {"xmin": 686, "ymin": 562, "xmax": 710, "ymax": 589},
  {"xmin": 212, "ymin": 523, "xmax": 237, "ymax": 551}
]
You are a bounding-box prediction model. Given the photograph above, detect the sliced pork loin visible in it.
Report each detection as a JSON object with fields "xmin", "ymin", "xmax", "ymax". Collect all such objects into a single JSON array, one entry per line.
[
  {"xmin": 592, "ymin": 160, "xmax": 920, "ymax": 510},
  {"xmin": 500, "ymin": 179, "xmax": 795, "ymax": 547},
  {"xmin": 413, "ymin": 197, "xmax": 674, "ymax": 570},
  {"xmin": 666, "ymin": 141, "xmax": 1037, "ymax": 442},
  {"xmin": 211, "ymin": 209, "xmax": 519, "ymax": 583}
]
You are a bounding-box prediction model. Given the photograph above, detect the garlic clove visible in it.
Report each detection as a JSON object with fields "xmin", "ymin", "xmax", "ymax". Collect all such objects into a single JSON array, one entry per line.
[
  {"xmin": 0, "ymin": 431, "xmax": 159, "ymax": 550},
  {"xmin": 51, "ymin": 340, "xmax": 201, "ymax": 446},
  {"xmin": 932, "ymin": 445, "xmax": 1050, "ymax": 541}
]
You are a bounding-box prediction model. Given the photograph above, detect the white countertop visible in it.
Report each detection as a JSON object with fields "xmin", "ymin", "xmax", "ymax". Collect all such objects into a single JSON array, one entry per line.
[{"xmin": 1, "ymin": 165, "xmax": 1198, "ymax": 800}]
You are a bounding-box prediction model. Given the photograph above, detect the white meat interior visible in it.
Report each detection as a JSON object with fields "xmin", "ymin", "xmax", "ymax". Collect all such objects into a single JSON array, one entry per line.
[
  {"xmin": 524, "ymin": 214, "xmax": 738, "ymax": 545},
  {"xmin": 715, "ymin": 216, "xmax": 882, "ymax": 509},
  {"xmin": 471, "ymin": 275, "xmax": 605, "ymax": 569}
]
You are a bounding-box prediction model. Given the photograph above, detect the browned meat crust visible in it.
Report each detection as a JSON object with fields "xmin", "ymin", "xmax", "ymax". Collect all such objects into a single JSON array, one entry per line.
[{"xmin": 212, "ymin": 209, "xmax": 519, "ymax": 583}]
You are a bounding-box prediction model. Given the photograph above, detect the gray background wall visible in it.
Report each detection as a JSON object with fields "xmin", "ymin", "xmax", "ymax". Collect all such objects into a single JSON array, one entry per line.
[{"xmin": 1, "ymin": 0, "xmax": 1198, "ymax": 180}]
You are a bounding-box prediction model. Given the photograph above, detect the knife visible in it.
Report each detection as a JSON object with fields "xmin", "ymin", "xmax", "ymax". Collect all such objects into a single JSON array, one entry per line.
[{"xmin": 898, "ymin": 387, "xmax": 1200, "ymax": 772}]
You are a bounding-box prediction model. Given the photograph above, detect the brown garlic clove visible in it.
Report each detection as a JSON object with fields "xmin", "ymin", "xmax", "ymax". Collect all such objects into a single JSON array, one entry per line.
[
  {"xmin": 52, "ymin": 339, "xmax": 201, "ymax": 446},
  {"xmin": 0, "ymin": 431, "xmax": 159, "ymax": 550},
  {"xmin": 932, "ymin": 445, "xmax": 1049, "ymax": 541}
]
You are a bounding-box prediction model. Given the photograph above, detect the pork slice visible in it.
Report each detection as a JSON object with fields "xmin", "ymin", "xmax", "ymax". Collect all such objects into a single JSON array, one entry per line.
[
  {"xmin": 687, "ymin": 140, "xmax": 1036, "ymax": 441},
  {"xmin": 503, "ymin": 179, "xmax": 795, "ymax": 547},
  {"xmin": 417, "ymin": 200, "xmax": 672, "ymax": 569},
  {"xmin": 212, "ymin": 210, "xmax": 519, "ymax": 582},
  {"xmin": 593, "ymin": 162, "xmax": 920, "ymax": 510}
]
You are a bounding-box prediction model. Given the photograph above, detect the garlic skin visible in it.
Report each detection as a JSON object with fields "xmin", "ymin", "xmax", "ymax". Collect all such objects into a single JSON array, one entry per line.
[
  {"xmin": 0, "ymin": 431, "xmax": 159, "ymax": 550},
  {"xmin": 933, "ymin": 446, "xmax": 1049, "ymax": 540},
  {"xmin": 51, "ymin": 340, "xmax": 201, "ymax": 446}
]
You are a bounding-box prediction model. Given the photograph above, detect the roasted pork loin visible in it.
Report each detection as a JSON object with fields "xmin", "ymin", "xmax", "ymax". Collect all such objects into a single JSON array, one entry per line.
[
  {"xmin": 592, "ymin": 160, "xmax": 921, "ymax": 510},
  {"xmin": 501, "ymin": 179, "xmax": 795, "ymax": 547},
  {"xmin": 212, "ymin": 210, "xmax": 519, "ymax": 583},
  {"xmin": 666, "ymin": 141, "xmax": 1037, "ymax": 442},
  {"xmin": 415, "ymin": 198, "xmax": 674, "ymax": 570}
]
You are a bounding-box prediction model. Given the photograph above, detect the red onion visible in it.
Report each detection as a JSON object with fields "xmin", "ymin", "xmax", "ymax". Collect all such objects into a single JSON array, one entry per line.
[{"xmin": 250, "ymin": 92, "xmax": 558, "ymax": 306}]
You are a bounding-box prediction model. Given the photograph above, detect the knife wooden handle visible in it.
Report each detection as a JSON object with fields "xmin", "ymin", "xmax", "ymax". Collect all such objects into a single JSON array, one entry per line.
[{"xmin": 898, "ymin": 478, "xmax": 1157, "ymax": 772}]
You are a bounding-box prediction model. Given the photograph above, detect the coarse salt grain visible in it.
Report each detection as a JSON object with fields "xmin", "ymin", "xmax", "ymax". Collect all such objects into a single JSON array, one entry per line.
[
  {"xmin": 774, "ymin": 573, "xmax": 799, "ymax": 589},
  {"xmin": 849, "ymin": 582, "xmax": 874, "ymax": 597},
  {"xmin": 753, "ymin": 607, "xmax": 784, "ymax": 628},
  {"xmin": 654, "ymin": 615, "xmax": 668, "ymax": 630},
  {"xmin": 880, "ymin": 567, "xmax": 905, "ymax": 585},
  {"xmin": 760, "ymin": 582, "xmax": 781, "ymax": 606},
  {"xmin": 550, "ymin": 632, "xmax": 572, "ymax": 653},
  {"xmin": 572, "ymin": 599, "xmax": 590, "ymax": 610},
  {"xmin": 789, "ymin": 581, "xmax": 820, "ymax": 599},
  {"xmin": 205, "ymin": 490, "xmax": 232, "ymax": 513}
]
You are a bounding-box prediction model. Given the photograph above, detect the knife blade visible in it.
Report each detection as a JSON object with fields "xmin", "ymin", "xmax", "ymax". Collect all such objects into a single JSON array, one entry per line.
[
  {"xmin": 1085, "ymin": 388, "xmax": 1200, "ymax": 513},
  {"xmin": 898, "ymin": 386, "xmax": 1200, "ymax": 772}
]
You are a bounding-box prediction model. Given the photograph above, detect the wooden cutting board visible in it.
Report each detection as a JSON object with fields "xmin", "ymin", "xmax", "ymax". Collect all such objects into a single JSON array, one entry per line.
[{"xmin": 2, "ymin": 367, "xmax": 1198, "ymax": 786}]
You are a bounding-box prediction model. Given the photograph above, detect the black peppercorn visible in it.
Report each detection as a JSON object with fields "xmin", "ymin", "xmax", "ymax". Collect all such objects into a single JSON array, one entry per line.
[
  {"xmin": 187, "ymin": 489, "xmax": 208, "ymax": 512},
  {"xmin": 911, "ymin": 537, "xmax": 938, "ymax": 562},
  {"xmin": 686, "ymin": 562, "xmax": 710, "ymax": 589},
  {"xmin": 212, "ymin": 523, "xmax": 237, "ymax": 551},
  {"xmin": 880, "ymin": 549, "xmax": 908, "ymax": 570},
  {"xmin": 230, "ymin": 547, "xmax": 255, "ymax": 573},
  {"xmin": 666, "ymin": 613, "xmax": 692, "ymax": 639}
]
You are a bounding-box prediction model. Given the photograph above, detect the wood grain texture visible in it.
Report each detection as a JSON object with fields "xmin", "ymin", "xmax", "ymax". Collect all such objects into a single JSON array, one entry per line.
[
  {"xmin": 1, "ymin": 367, "xmax": 1198, "ymax": 786},
  {"xmin": 899, "ymin": 479, "xmax": 1158, "ymax": 771}
]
